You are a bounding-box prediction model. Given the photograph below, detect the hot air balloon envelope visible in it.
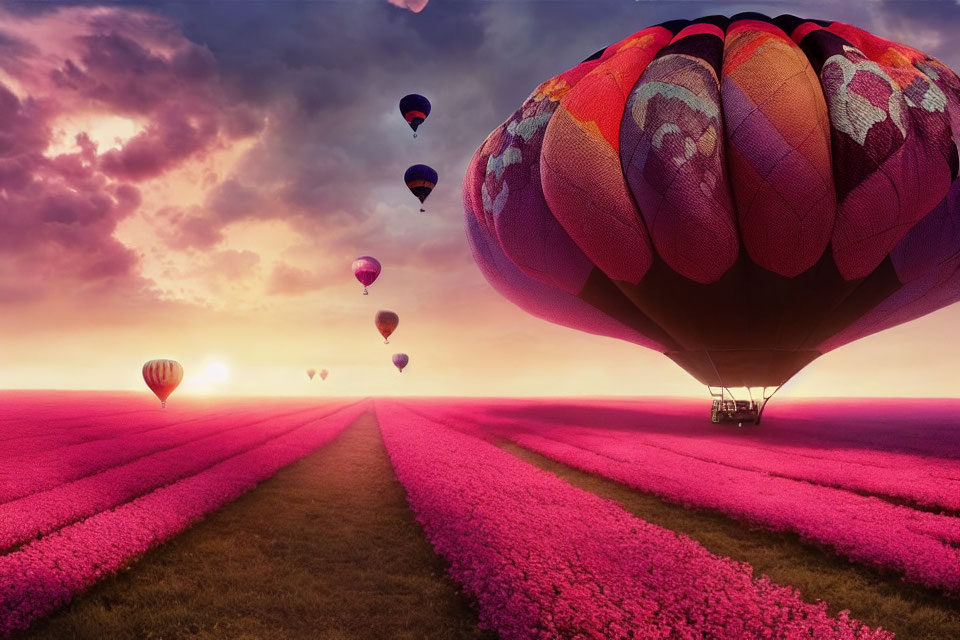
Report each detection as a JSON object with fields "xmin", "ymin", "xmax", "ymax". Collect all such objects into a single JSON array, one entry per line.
[
  {"xmin": 404, "ymin": 164, "xmax": 437, "ymax": 211},
  {"xmin": 464, "ymin": 13, "xmax": 960, "ymax": 400},
  {"xmin": 375, "ymin": 310, "xmax": 400, "ymax": 343},
  {"xmin": 353, "ymin": 256, "xmax": 382, "ymax": 294},
  {"xmin": 319, "ymin": 369, "xmax": 329, "ymax": 381},
  {"xmin": 392, "ymin": 353, "xmax": 409, "ymax": 372},
  {"xmin": 399, "ymin": 94, "xmax": 431, "ymax": 135},
  {"xmin": 143, "ymin": 359, "xmax": 184, "ymax": 408},
  {"xmin": 307, "ymin": 368, "xmax": 316, "ymax": 380}
]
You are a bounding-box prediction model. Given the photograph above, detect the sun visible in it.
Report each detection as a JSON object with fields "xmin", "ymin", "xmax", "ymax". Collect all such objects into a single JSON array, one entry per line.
[{"xmin": 205, "ymin": 362, "xmax": 230, "ymax": 383}]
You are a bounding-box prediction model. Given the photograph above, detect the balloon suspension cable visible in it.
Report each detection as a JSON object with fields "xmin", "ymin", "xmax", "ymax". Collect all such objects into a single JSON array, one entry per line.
[
  {"xmin": 755, "ymin": 384, "xmax": 784, "ymax": 424},
  {"xmin": 704, "ymin": 350, "xmax": 727, "ymax": 396}
]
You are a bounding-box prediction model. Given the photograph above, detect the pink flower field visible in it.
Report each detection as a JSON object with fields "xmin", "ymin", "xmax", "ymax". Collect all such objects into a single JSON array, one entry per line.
[
  {"xmin": 0, "ymin": 392, "xmax": 366, "ymax": 636},
  {"xmin": 401, "ymin": 398, "xmax": 960, "ymax": 593},
  {"xmin": 376, "ymin": 401, "xmax": 892, "ymax": 640},
  {"xmin": 3, "ymin": 392, "xmax": 958, "ymax": 638}
]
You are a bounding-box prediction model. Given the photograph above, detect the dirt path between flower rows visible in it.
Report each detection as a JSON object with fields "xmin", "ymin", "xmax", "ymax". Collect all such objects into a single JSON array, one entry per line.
[
  {"xmin": 499, "ymin": 442, "xmax": 960, "ymax": 640},
  {"xmin": 15, "ymin": 412, "xmax": 493, "ymax": 640}
]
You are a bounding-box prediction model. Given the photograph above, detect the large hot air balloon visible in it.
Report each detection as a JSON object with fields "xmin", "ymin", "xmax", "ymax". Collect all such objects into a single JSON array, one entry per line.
[
  {"xmin": 307, "ymin": 368, "xmax": 316, "ymax": 380},
  {"xmin": 404, "ymin": 164, "xmax": 437, "ymax": 212},
  {"xmin": 400, "ymin": 94, "xmax": 431, "ymax": 137},
  {"xmin": 142, "ymin": 359, "xmax": 183, "ymax": 408},
  {"xmin": 319, "ymin": 368, "xmax": 329, "ymax": 381},
  {"xmin": 392, "ymin": 353, "xmax": 409, "ymax": 373},
  {"xmin": 375, "ymin": 310, "xmax": 399, "ymax": 344},
  {"xmin": 464, "ymin": 13, "xmax": 960, "ymax": 425},
  {"xmin": 352, "ymin": 256, "xmax": 382, "ymax": 295}
]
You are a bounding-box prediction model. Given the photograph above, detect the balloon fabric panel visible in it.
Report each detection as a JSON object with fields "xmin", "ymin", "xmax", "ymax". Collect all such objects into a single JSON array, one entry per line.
[
  {"xmin": 620, "ymin": 22, "xmax": 739, "ymax": 284},
  {"xmin": 540, "ymin": 26, "xmax": 673, "ymax": 284}
]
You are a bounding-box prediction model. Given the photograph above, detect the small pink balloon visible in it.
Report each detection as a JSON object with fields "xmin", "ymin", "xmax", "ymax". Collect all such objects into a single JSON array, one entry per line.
[
  {"xmin": 387, "ymin": 0, "xmax": 428, "ymax": 12},
  {"xmin": 352, "ymin": 256, "xmax": 382, "ymax": 295}
]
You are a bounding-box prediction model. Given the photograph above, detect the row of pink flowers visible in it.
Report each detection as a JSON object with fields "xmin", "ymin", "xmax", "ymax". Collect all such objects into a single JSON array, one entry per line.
[
  {"xmin": 0, "ymin": 403, "xmax": 332, "ymax": 503},
  {"xmin": 376, "ymin": 401, "xmax": 892, "ymax": 640},
  {"xmin": 414, "ymin": 400, "xmax": 960, "ymax": 512},
  {"xmin": 0, "ymin": 393, "xmax": 317, "ymax": 457},
  {"xmin": 0, "ymin": 405, "xmax": 248, "ymax": 461},
  {"xmin": 0, "ymin": 392, "xmax": 156, "ymax": 426},
  {"xmin": 0, "ymin": 402, "xmax": 362, "ymax": 551},
  {"xmin": 0, "ymin": 401, "xmax": 366, "ymax": 636},
  {"xmin": 408, "ymin": 402, "xmax": 960, "ymax": 593}
]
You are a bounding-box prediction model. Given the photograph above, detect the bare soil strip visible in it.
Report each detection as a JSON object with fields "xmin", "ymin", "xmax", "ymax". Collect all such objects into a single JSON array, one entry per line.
[
  {"xmin": 15, "ymin": 412, "xmax": 493, "ymax": 640},
  {"xmin": 500, "ymin": 442, "xmax": 960, "ymax": 640}
]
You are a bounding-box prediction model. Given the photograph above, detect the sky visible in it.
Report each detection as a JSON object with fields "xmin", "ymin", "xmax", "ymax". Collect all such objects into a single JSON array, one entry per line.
[{"xmin": 0, "ymin": 0, "xmax": 958, "ymax": 399}]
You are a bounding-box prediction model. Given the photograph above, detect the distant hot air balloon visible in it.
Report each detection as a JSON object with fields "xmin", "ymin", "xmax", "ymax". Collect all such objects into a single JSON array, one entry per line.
[
  {"xmin": 307, "ymin": 368, "xmax": 316, "ymax": 380},
  {"xmin": 375, "ymin": 310, "xmax": 399, "ymax": 344},
  {"xmin": 142, "ymin": 359, "xmax": 183, "ymax": 408},
  {"xmin": 464, "ymin": 13, "xmax": 960, "ymax": 425},
  {"xmin": 392, "ymin": 353, "xmax": 409, "ymax": 373},
  {"xmin": 399, "ymin": 94, "xmax": 431, "ymax": 137},
  {"xmin": 404, "ymin": 164, "xmax": 437, "ymax": 212},
  {"xmin": 319, "ymin": 369, "xmax": 329, "ymax": 381},
  {"xmin": 352, "ymin": 256, "xmax": 382, "ymax": 295}
]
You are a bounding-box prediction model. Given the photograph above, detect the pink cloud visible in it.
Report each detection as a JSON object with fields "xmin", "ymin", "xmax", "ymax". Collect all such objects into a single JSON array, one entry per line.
[
  {"xmin": 387, "ymin": 0, "xmax": 429, "ymax": 13},
  {"xmin": 266, "ymin": 262, "xmax": 326, "ymax": 296},
  {"xmin": 0, "ymin": 7, "xmax": 265, "ymax": 307}
]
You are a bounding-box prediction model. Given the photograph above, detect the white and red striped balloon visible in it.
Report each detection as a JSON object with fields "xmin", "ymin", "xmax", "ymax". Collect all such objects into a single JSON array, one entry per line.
[{"xmin": 142, "ymin": 359, "xmax": 184, "ymax": 408}]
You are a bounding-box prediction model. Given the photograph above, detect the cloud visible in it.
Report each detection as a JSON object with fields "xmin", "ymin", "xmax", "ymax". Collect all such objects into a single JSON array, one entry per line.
[
  {"xmin": 387, "ymin": 0, "xmax": 429, "ymax": 13},
  {"xmin": 266, "ymin": 261, "xmax": 327, "ymax": 296},
  {"xmin": 0, "ymin": 6, "xmax": 265, "ymax": 310}
]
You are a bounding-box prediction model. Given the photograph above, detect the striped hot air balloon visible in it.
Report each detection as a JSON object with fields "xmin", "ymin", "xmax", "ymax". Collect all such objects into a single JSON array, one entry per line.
[
  {"xmin": 142, "ymin": 359, "xmax": 184, "ymax": 408},
  {"xmin": 399, "ymin": 94, "xmax": 431, "ymax": 137},
  {"xmin": 404, "ymin": 164, "xmax": 437, "ymax": 212}
]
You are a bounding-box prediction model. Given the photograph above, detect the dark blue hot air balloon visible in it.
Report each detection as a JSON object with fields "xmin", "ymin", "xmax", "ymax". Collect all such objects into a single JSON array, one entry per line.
[
  {"xmin": 404, "ymin": 164, "xmax": 438, "ymax": 212},
  {"xmin": 399, "ymin": 94, "xmax": 431, "ymax": 137}
]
